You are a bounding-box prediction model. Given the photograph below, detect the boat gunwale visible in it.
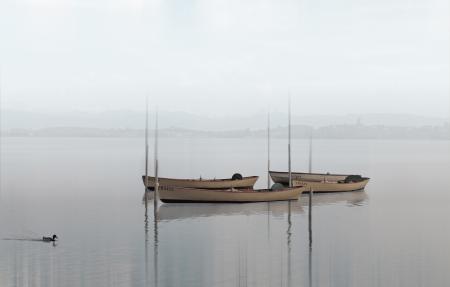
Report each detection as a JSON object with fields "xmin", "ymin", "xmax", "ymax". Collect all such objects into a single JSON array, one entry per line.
[
  {"xmin": 298, "ymin": 188, "xmax": 366, "ymax": 193},
  {"xmin": 159, "ymin": 186, "xmax": 304, "ymax": 194},
  {"xmin": 142, "ymin": 175, "xmax": 259, "ymax": 183},
  {"xmin": 270, "ymin": 170, "xmax": 370, "ymax": 180},
  {"xmin": 292, "ymin": 178, "xmax": 371, "ymax": 185},
  {"xmin": 159, "ymin": 199, "xmax": 299, "ymax": 203}
]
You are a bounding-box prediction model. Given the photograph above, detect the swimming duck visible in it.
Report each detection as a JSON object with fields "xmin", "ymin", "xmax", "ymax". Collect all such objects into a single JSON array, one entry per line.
[{"xmin": 42, "ymin": 235, "xmax": 58, "ymax": 242}]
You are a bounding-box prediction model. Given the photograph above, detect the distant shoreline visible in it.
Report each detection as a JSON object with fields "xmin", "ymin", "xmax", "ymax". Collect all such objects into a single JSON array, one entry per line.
[{"xmin": 1, "ymin": 124, "xmax": 449, "ymax": 140}]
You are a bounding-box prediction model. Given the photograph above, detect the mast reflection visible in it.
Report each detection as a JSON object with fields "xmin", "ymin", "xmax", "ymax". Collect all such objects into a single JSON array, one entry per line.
[
  {"xmin": 287, "ymin": 200, "xmax": 292, "ymax": 287},
  {"xmin": 153, "ymin": 210, "xmax": 159, "ymax": 287},
  {"xmin": 308, "ymin": 190, "xmax": 313, "ymax": 287},
  {"xmin": 144, "ymin": 190, "xmax": 149, "ymax": 286},
  {"xmin": 143, "ymin": 191, "xmax": 159, "ymax": 287}
]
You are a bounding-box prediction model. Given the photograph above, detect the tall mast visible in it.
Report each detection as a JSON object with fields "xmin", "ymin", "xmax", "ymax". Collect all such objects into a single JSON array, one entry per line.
[
  {"xmin": 267, "ymin": 111, "xmax": 271, "ymax": 189},
  {"xmin": 308, "ymin": 128, "xmax": 313, "ymax": 173},
  {"xmin": 288, "ymin": 95, "xmax": 292, "ymax": 187},
  {"xmin": 154, "ymin": 109, "xmax": 159, "ymax": 214},
  {"xmin": 145, "ymin": 97, "xmax": 149, "ymax": 189}
]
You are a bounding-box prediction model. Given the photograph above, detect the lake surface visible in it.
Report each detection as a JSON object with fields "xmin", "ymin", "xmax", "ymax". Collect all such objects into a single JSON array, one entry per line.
[{"xmin": 1, "ymin": 137, "xmax": 450, "ymax": 287}]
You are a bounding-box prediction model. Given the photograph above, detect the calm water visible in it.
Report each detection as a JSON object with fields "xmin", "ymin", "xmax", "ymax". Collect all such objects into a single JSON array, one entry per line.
[{"xmin": 1, "ymin": 137, "xmax": 450, "ymax": 287}]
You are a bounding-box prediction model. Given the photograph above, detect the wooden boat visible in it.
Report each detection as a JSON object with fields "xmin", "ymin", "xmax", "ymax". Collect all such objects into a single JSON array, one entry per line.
[
  {"xmin": 142, "ymin": 175, "xmax": 259, "ymax": 190},
  {"xmin": 269, "ymin": 171, "xmax": 369, "ymax": 192},
  {"xmin": 157, "ymin": 186, "xmax": 306, "ymax": 203},
  {"xmin": 143, "ymin": 189, "xmax": 368, "ymax": 208}
]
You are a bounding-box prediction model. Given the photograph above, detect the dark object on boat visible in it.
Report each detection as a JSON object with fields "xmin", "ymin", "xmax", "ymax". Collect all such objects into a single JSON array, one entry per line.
[
  {"xmin": 42, "ymin": 235, "xmax": 58, "ymax": 242},
  {"xmin": 271, "ymin": 183, "xmax": 285, "ymax": 191},
  {"xmin": 231, "ymin": 173, "xmax": 243, "ymax": 180},
  {"xmin": 343, "ymin": 175, "xmax": 364, "ymax": 183}
]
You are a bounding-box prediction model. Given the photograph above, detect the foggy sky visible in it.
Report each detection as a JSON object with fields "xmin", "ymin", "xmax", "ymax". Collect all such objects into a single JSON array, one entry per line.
[{"xmin": 0, "ymin": 0, "xmax": 449, "ymax": 117}]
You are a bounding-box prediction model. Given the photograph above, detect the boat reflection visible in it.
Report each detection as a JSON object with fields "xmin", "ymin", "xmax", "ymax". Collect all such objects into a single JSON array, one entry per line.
[
  {"xmin": 142, "ymin": 190, "xmax": 367, "ymax": 287},
  {"xmin": 300, "ymin": 190, "xmax": 368, "ymax": 207},
  {"xmin": 156, "ymin": 201, "xmax": 304, "ymax": 221},
  {"xmin": 142, "ymin": 191, "xmax": 367, "ymax": 221}
]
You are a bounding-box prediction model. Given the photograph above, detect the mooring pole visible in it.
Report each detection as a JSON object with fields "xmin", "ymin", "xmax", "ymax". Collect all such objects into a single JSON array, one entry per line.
[
  {"xmin": 308, "ymin": 188, "xmax": 313, "ymax": 287},
  {"xmin": 145, "ymin": 97, "xmax": 149, "ymax": 189},
  {"xmin": 144, "ymin": 97, "xmax": 150, "ymax": 206},
  {"xmin": 154, "ymin": 109, "xmax": 159, "ymax": 217},
  {"xmin": 288, "ymin": 96, "xmax": 292, "ymax": 187},
  {"xmin": 308, "ymin": 128, "xmax": 313, "ymax": 174},
  {"xmin": 308, "ymin": 187, "xmax": 313, "ymax": 247},
  {"xmin": 267, "ymin": 111, "xmax": 271, "ymax": 189}
]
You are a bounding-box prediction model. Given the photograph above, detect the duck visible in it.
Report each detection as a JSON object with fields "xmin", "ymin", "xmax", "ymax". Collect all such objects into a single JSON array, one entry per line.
[{"xmin": 42, "ymin": 234, "xmax": 58, "ymax": 242}]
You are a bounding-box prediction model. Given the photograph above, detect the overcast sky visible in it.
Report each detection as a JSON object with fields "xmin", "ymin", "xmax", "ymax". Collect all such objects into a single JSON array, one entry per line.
[{"xmin": 0, "ymin": 0, "xmax": 449, "ymax": 117}]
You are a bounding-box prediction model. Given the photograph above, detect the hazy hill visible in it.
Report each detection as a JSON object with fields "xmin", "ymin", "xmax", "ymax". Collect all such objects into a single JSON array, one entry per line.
[
  {"xmin": 1, "ymin": 109, "xmax": 448, "ymax": 131},
  {"xmin": 2, "ymin": 124, "xmax": 449, "ymax": 140}
]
